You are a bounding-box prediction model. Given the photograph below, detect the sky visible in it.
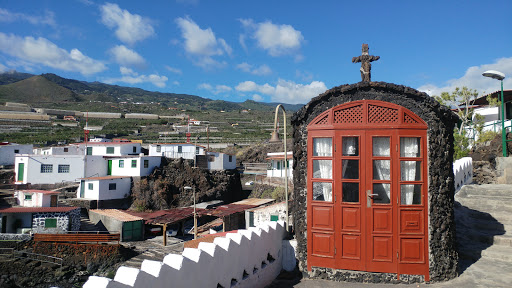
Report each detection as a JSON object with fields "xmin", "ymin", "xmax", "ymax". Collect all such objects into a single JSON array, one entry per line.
[{"xmin": 0, "ymin": 0, "xmax": 511, "ymax": 105}]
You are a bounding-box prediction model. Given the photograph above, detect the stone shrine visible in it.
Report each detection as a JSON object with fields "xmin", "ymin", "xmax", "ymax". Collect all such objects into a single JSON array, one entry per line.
[{"xmin": 291, "ymin": 46, "xmax": 458, "ymax": 283}]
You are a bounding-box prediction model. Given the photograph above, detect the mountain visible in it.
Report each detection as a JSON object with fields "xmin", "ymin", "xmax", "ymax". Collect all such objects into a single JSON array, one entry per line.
[{"xmin": 0, "ymin": 71, "xmax": 304, "ymax": 111}]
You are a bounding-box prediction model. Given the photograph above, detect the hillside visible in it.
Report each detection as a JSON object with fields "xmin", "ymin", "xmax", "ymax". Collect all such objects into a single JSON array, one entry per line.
[{"xmin": 0, "ymin": 71, "xmax": 304, "ymax": 112}]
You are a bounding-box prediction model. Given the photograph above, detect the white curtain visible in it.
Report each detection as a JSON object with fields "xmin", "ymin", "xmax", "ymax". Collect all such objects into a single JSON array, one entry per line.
[
  {"xmin": 400, "ymin": 138, "xmax": 419, "ymax": 205},
  {"xmin": 313, "ymin": 138, "xmax": 332, "ymax": 201},
  {"xmin": 342, "ymin": 137, "xmax": 357, "ymax": 155},
  {"xmin": 373, "ymin": 137, "xmax": 390, "ymax": 200},
  {"xmin": 314, "ymin": 138, "xmax": 332, "ymax": 156}
]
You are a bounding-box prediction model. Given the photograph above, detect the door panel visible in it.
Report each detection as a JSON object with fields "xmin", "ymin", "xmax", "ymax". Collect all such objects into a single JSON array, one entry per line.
[
  {"xmin": 17, "ymin": 163, "xmax": 24, "ymax": 182},
  {"xmin": 312, "ymin": 206, "xmax": 334, "ymax": 230},
  {"xmin": 107, "ymin": 160, "xmax": 112, "ymax": 176}
]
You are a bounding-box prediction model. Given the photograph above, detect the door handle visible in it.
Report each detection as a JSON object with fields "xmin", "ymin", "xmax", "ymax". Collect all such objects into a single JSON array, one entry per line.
[
  {"xmin": 368, "ymin": 194, "xmax": 378, "ymax": 197},
  {"xmin": 367, "ymin": 190, "xmax": 373, "ymax": 207}
]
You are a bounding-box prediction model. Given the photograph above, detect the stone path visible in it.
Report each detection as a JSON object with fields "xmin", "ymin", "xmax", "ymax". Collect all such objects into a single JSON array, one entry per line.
[
  {"xmin": 284, "ymin": 184, "xmax": 512, "ymax": 288},
  {"xmin": 118, "ymin": 236, "xmax": 185, "ymax": 269}
]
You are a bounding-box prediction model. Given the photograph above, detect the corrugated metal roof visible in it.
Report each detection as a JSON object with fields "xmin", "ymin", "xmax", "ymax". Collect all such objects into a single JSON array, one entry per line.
[
  {"xmin": 231, "ymin": 198, "xmax": 275, "ymax": 206},
  {"xmin": 90, "ymin": 209, "xmax": 143, "ymax": 222},
  {"xmin": 203, "ymin": 204, "xmax": 257, "ymax": 217},
  {"xmin": 125, "ymin": 207, "xmax": 205, "ymax": 225},
  {"xmin": 0, "ymin": 207, "xmax": 79, "ymax": 213}
]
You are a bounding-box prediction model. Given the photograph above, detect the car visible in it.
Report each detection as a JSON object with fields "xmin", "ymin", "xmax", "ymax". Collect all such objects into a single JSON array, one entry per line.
[
  {"xmin": 245, "ymin": 181, "xmax": 254, "ymax": 186},
  {"xmin": 166, "ymin": 224, "xmax": 179, "ymax": 237}
]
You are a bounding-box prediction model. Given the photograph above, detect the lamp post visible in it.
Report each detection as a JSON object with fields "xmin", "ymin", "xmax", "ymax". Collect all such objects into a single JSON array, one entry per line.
[
  {"xmin": 184, "ymin": 186, "xmax": 197, "ymax": 239},
  {"xmin": 269, "ymin": 104, "xmax": 289, "ymax": 232},
  {"xmin": 483, "ymin": 70, "xmax": 507, "ymax": 156}
]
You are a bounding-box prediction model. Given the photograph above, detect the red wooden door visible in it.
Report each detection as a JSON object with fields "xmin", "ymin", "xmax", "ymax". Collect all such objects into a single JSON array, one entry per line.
[{"xmin": 307, "ymin": 100, "xmax": 429, "ymax": 280}]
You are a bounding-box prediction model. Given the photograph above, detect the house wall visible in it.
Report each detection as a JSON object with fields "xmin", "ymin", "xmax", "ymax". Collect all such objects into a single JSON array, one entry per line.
[
  {"xmin": 33, "ymin": 145, "xmax": 84, "ymax": 155},
  {"xmin": 0, "ymin": 144, "xmax": 32, "ymax": 166},
  {"xmin": 110, "ymin": 156, "xmax": 161, "ymax": 177},
  {"xmin": 15, "ymin": 191, "xmax": 53, "ymax": 207},
  {"xmin": 1, "ymin": 213, "xmax": 32, "ymax": 233},
  {"xmin": 148, "ymin": 144, "xmax": 204, "ymax": 159},
  {"xmin": 207, "ymin": 152, "xmax": 236, "ymax": 170},
  {"xmin": 245, "ymin": 202, "xmax": 287, "ymax": 229},
  {"xmin": 88, "ymin": 211, "xmax": 131, "ymax": 239},
  {"xmin": 31, "ymin": 209, "xmax": 81, "ymax": 234},
  {"xmin": 79, "ymin": 178, "xmax": 131, "ymax": 200},
  {"xmin": 83, "ymin": 221, "xmax": 286, "ymax": 288},
  {"xmin": 15, "ymin": 155, "xmax": 106, "ymax": 185},
  {"xmin": 267, "ymin": 159, "xmax": 293, "ymax": 179},
  {"xmin": 291, "ymin": 82, "xmax": 458, "ymax": 282},
  {"xmin": 83, "ymin": 143, "xmax": 141, "ymax": 156},
  {"xmin": 474, "ymin": 106, "xmax": 499, "ymax": 123}
]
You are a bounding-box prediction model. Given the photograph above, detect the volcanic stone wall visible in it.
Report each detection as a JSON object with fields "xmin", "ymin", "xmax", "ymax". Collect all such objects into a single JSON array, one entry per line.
[{"xmin": 291, "ymin": 82, "xmax": 458, "ymax": 282}]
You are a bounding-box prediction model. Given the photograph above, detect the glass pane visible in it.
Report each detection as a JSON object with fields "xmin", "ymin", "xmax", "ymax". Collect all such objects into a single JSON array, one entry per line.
[
  {"xmin": 342, "ymin": 160, "xmax": 359, "ymax": 179},
  {"xmin": 313, "ymin": 160, "xmax": 332, "ymax": 179},
  {"xmin": 313, "ymin": 182, "xmax": 332, "ymax": 201},
  {"xmin": 400, "ymin": 137, "xmax": 421, "ymax": 157},
  {"xmin": 313, "ymin": 138, "xmax": 332, "ymax": 157},
  {"xmin": 373, "ymin": 183, "xmax": 391, "ymax": 204},
  {"xmin": 373, "ymin": 137, "xmax": 390, "ymax": 156},
  {"xmin": 401, "ymin": 185, "xmax": 422, "ymax": 205},
  {"xmin": 373, "ymin": 160, "xmax": 390, "ymax": 180},
  {"xmin": 401, "ymin": 161, "xmax": 421, "ymax": 181},
  {"xmin": 342, "ymin": 137, "xmax": 359, "ymax": 156},
  {"xmin": 342, "ymin": 182, "xmax": 359, "ymax": 202}
]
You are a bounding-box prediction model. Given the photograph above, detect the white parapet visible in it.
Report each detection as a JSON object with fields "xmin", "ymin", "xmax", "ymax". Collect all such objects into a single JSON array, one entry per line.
[
  {"xmin": 453, "ymin": 157, "xmax": 473, "ymax": 192},
  {"xmin": 83, "ymin": 221, "xmax": 286, "ymax": 288}
]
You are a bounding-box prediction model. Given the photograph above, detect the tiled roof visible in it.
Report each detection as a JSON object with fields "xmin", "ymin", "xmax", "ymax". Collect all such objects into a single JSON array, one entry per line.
[
  {"xmin": 0, "ymin": 207, "xmax": 79, "ymax": 213},
  {"xmin": 18, "ymin": 190, "xmax": 60, "ymax": 195},
  {"xmin": 184, "ymin": 230, "xmax": 238, "ymax": 249},
  {"xmin": 90, "ymin": 209, "xmax": 143, "ymax": 222}
]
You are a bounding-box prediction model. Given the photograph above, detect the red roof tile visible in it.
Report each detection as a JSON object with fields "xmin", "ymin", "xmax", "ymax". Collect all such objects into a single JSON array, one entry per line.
[
  {"xmin": 18, "ymin": 190, "xmax": 60, "ymax": 195},
  {"xmin": 0, "ymin": 207, "xmax": 79, "ymax": 213}
]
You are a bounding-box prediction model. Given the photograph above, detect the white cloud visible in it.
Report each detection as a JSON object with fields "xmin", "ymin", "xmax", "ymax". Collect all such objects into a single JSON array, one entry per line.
[
  {"xmin": 175, "ymin": 17, "xmax": 232, "ymax": 69},
  {"xmin": 0, "ymin": 32, "xmax": 106, "ymax": 75},
  {"xmin": 100, "ymin": 3, "xmax": 155, "ymax": 45},
  {"xmin": 236, "ymin": 62, "xmax": 272, "ymax": 76},
  {"xmin": 252, "ymin": 94, "xmax": 263, "ymax": 102},
  {"xmin": 165, "ymin": 65, "xmax": 182, "ymax": 74},
  {"xmin": 198, "ymin": 83, "xmax": 232, "ymax": 95},
  {"xmin": 418, "ymin": 57, "xmax": 512, "ymax": 96},
  {"xmin": 0, "ymin": 8, "xmax": 56, "ymax": 27},
  {"xmin": 240, "ymin": 19, "xmax": 304, "ymax": 57},
  {"xmin": 109, "ymin": 45, "xmax": 145, "ymax": 67},
  {"xmin": 0, "ymin": 63, "xmax": 7, "ymax": 72},
  {"xmin": 105, "ymin": 66, "xmax": 168, "ymax": 88},
  {"xmin": 236, "ymin": 79, "xmax": 327, "ymax": 104}
]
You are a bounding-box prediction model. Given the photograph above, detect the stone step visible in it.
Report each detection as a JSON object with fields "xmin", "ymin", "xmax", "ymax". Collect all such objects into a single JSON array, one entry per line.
[
  {"xmin": 480, "ymin": 245, "xmax": 512, "ymax": 262},
  {"xmin": 462, "ymin": 231, "xmax": 512, "ymax": 247},
  {"xmin": 456, "ymin": 197, "xmax": 512, "ymax": 213},
  {"xmin": 457, "ymin": 184, "xmax": 512, "ymax": 198},
  {"xmin": 456, "ymin": 216, "xmax": 507, "ymax": 233},
  {"xmin": 456, "ymin": 205, "xmax": 512, "ymax": 225}
]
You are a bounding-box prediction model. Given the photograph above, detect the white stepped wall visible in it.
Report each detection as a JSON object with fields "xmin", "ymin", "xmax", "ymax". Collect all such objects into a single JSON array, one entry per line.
[
  {"xmin": 83, "ymin": 221, "xmax": 286, "ymax": 288},
  {"xmin": 453, "ymin": 157, "xmax": 472, "ymax": 192}
]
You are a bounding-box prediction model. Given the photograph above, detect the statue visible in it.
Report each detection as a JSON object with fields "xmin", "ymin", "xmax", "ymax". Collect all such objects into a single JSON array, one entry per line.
[{"xmin": 352, "ymin": 44, "xmax": 380, "ymax": 82}]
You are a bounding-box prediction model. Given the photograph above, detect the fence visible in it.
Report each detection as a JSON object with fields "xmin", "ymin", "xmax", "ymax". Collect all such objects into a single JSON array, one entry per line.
[
  {"xmin": 453, "ymin": 157, "xmax": 473, "ymax": 192},
  {"xmin": 84, "ymin": 221, "xmax": 286, "ymax": 288},
  {"xmin": 34, "ymin": 231, "xmax": 120, "ymax": 244},
  {"xmin": 14, "ymin": 250, "xmax": 63, "ymax": 266}
]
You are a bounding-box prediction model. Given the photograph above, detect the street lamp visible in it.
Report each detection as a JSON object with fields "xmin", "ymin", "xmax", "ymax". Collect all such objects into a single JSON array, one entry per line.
[
  {"xmin": 269, "ymin": 104, "xmax": 289, "ymax": 232},
  {"xmin": 482, "ymin": 70, "xmax": 507, "ymax": 156},
  {"xmin": 184, "ymin": 186, "xmax": 197, "ymax": 239}
]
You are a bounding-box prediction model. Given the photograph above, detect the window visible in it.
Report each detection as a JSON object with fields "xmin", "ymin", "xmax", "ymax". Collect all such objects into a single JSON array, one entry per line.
[
  {"xmin": 44, "ymin": 218, "xmax": 57, "ymax": 228},
  {"xmin": 119, "ymin": 160, "xmax": 124, "ymax": 168},
  {"xmin": 24, "ymin": 194, "xmax": 32, "ymax": 200},
  {"xmin": 196, "ymin": 146, "xmax": 200, "ymax": 154},
  {"xmin": 109, "ymin": 183, "xmax": 117, "ymax": 190},
  {"xmin": 156, "ymin": 145, "xmax": 161, "ymax": 152},
  {"xmin": 270, "ymin": 215, "xmax": 279, "ymax": 221},
  {"xmin": 88, "ymin": 183, "xmax": 93, "ymax": 190},
  {"xmin": 144, "ymin": 159, "xmax": 149, "ymax": 168},
  {"xmin": 178, "ymin": 146, "xmax": 183, "ymax": 153},
  {"xmin": 14, "ymin": 149, "xmax": 19, "ymax": 153},
  {"xmin": 133, "ymin": 146, "xmax": 137, "ymax": 153},
  {"xmin": 41, "ymin": 164, "xmax": 53, "ymax": 173},
  {"xmin": 229, "ymin": 155, "xmax": 232, "ymax": 162},
  {"xmin": 106, "ymin": 147, "xmax": 114, "ymax": 154},
  {"xmin": 131, "ymin": 160, "xmax": 137, "ymax": 168},
  {"xmin": 58, "ymin": 165, "xmax": 70, "ymax": 173},
  {"xmin": 64, "ymin": 148, "xmax": 68, "ymax": 153},
  {"xmin": 87, "ymin": 147, "xmax": 92, "ymax": 155}
]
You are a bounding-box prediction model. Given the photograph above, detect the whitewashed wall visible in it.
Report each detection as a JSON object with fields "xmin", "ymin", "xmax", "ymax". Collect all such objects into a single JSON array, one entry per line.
[
  {"xmin": 453, "ymin": 157, "xmax": 472, "ymax": 192},
  {"xmin": 79, "ymin": 143, "xmax": 141, "ymax": 156},
  {"xmin": 84, "ymin": 221, "xmax": 286, "ymax": 288},
  {"xmin": 207, "ymin": 152, "xmax": 236, "ymax": 170},
  {"xmin": 148, "ymin": 144, "xmax": 205, "ymax": 159},
  {"xmin": 110, "ymin": 156, "xmax": 161, "ymax": 177},
  {"xmin": 78, "ymin": 177, "xmax": 131, "ymax": 200},
  {"xmin": 0, "ymin": 144, "xmax": 32, "ymax": 166}
]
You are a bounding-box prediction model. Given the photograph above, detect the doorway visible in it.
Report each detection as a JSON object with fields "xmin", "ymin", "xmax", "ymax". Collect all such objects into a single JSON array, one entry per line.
[{"xmin": 307, "ymin": 100, "xmax": 429, "ymax": 279}]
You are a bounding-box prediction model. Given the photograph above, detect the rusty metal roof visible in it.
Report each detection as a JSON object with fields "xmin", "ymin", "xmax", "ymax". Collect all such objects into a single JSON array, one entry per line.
[
  {"xmin": 203, "ymin": 204, "xmax": 257, "ymax": 218},
  {"xmin": 125, "ymin": 207, "xmax": 205, "ymax": 225},
  {"xmin": 0, "ymin": 207, "xmax": 79, "ymax": 213},
  {"xmin": 231, "ymin": 198, "xmax": 275, "ymax": 206},
  {"xmin": 90, "ymin": 209, "xmax": 143, "ymax": 222}
]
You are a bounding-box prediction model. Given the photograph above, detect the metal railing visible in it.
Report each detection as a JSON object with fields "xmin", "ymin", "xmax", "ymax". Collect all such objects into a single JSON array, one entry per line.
[{"xmin": 14, "ymin": 250, "xmax": 63, "ymax": 266}]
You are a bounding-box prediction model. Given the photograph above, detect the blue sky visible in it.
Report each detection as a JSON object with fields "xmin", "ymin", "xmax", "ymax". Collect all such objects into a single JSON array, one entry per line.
[{"xmin": 0, "ymin": 0, "xmax": 511, "ymax": 104}]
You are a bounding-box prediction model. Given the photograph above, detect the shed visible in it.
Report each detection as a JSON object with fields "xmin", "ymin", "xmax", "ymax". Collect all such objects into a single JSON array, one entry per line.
[
  {"xmin": 292, "ymin": 81, "xmax": 457, "ymax": 283},
  {"xmin": 89, "ymin": 209, "xmax": 144, "ymax": 241}
]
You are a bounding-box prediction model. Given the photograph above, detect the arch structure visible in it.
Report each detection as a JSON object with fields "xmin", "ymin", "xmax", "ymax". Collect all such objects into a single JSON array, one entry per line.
[{"xmin": 291, "ymin": 82, "xmax": 458, "ymax": 283}]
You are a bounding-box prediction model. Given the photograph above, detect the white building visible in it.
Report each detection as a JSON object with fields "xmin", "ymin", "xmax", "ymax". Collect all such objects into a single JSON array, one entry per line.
[
  {"xmin": 267, "ymin": 152, "xmax": 293, "ymax": 179},
  {"xmin": 15, "ymin": 190, "xmax": 60, "ymax": 207},
  {"xmin": 76, "ymin": 142, "xmax": 142, "ymax": 156},
  {"xmin": 14, "ymin": 154, "xmax": 106, "ymax": 185},
  {"xmin": 33, "ymin": 145, "xmax": 84, "ymax": 155},
  {"xmin": 206, "ymin": 152, "xmax": 236, "ymax": 170},
  {"xmin": 0, "ymin": 143, "xmax": 33, "ymax": 166},
  {"xmin": 148, "ymin": 143, "xmax": 205, "ymax": 159},
  {"xmin": 107, "ymin": 156, "xmax": 161, "ymax": 177},
  {"xmin": 77, "ymin": 176, "xmax": 132, "ymax": 200}
]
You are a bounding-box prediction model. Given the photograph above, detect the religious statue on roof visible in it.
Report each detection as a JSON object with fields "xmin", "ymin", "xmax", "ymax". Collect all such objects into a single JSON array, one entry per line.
[{"xmin": 352, "ymin": 44, "xmax": 380, "ymax": 82}]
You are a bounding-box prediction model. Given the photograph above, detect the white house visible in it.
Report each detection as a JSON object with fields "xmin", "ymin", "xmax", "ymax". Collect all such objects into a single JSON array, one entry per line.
[
  {"xmin": 106, "ymin": 156, "xmax": 161, "ymax": 177},
  {"xmin": 206, "ymin": 152, "xmax": 236, "ymax": 170},
  {"xmin": 0, "ymin": 143, "xmax": 33, "ymax": 166},
  {"xmin": 148, "ymin": 143, "xmax": 205, "ymax": 159},
  {"xmin": 76, "ymin": 142, "xmax": 142, "ymax": 156},
  {"xmin": 267, "ymin": 152, "xmax": 293, "ymax": 179},
  {"xmin": 33, "ymin": 145, "xmax": 84, "ymax": 156},
  {"xmin": 14, "ymin": 154, "xmax": 107, "ymax": 185},
  {"xmin": 15, "ymin": 190, "xmax": 60, "ymax": 207},
  {"xmin": 77, "ymin": 176, "xmax": 131, "ymax": 200}
]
